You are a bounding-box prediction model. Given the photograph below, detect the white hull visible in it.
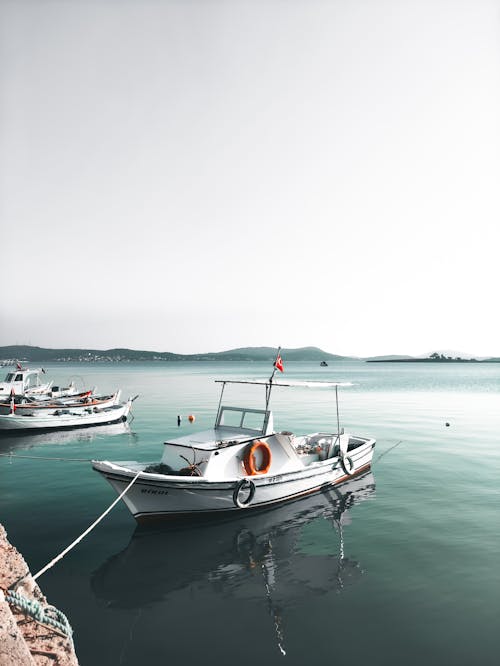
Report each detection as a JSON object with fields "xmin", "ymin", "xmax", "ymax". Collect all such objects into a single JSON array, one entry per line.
[
  {"xmin": 92, "ymin": 439, "xmax": 374, "ymax": 522},
  {"xmin": 0, "ymin": 401, "xmax": 132, "ymax": 431}
]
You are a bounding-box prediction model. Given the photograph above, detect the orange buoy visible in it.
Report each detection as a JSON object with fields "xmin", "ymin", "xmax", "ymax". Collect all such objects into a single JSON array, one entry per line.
[
  {"xmin": 243, "ymin": 440, "xmax": 272, "ymax": 475},
  {"xmin": 188, "ymin": 414, "xmax": 195, "ymax": 423}
]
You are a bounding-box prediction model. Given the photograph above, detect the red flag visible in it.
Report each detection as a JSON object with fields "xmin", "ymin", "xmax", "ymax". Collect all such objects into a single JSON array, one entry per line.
[{"xmin": 274, "ymin": 353, "xmax": 284, "ymax": 373}]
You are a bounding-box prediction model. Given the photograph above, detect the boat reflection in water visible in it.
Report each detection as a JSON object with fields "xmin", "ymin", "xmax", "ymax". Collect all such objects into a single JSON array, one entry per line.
[
  {"xmin": 91, "ymin": 471, "xmax": 375, "ymax": 657},
  {"xmin": 0, "ymin": 420, "xmax": 135, "ymax": 452}
]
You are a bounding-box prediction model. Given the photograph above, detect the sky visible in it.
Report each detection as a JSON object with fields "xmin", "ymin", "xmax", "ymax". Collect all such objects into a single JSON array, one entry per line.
[{"xmin": 1, "ymin": 0, "xmax": 499, "ymax": 357}]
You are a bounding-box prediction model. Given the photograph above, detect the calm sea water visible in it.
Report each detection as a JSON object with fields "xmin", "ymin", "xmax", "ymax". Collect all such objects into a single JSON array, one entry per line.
[{"xmin": 1, "ymin": 361, "xmax": 500, "ymax": 665}]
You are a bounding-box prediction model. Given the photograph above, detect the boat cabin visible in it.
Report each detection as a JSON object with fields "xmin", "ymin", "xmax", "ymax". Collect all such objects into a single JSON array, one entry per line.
[
  {"xmin": 0, "ymin": 368, "xmax": 51, "ymax": 397},
  {"xmin": 154, "ymin": 378, "xmax": 362, "ymax": 481}
]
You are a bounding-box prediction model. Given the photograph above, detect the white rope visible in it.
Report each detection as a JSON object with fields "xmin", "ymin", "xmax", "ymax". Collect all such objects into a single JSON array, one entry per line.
[
  {"xmin": 373, "ymin": 440, "xmax": 404, "ymax": 465},
  {"xmin": 0, "ymin": 453, "xmax": 91, "ymax": 462},
  {"xmin": 32, "ymin": 470, "xmax": 141, "ymax": 582}
]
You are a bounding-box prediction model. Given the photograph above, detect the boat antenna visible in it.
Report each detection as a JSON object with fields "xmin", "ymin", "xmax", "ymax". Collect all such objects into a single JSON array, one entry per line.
[{"xmin": 266, "ymin": 347, "xmax": 283, "ymax": 412}]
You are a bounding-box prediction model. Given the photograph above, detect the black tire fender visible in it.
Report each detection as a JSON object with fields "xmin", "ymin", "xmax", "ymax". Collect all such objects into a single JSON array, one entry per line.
[
  {"xmin": 233, "ymin": 478, "xmax": 256, "ymax": 508},
  {"xmin": 340, "ymin": 456, "xmax": 354, "ymax": 476}
]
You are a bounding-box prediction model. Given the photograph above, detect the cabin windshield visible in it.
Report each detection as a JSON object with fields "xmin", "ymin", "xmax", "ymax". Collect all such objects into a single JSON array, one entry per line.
[
  {"xmin": 216, "ymin": 406, "xmax": 269, "ymax": 434},
  {"xmin": 4, "ymin": 373, "xmax": 15, "ymax": 382},
  {"xmin": 24, "ymin": 374, "xmax": 38, "ymax": 388}
]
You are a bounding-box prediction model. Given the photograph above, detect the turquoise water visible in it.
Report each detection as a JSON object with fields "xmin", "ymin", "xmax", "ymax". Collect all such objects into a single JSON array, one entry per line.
[{"xmin": 1, "ymin": 361, "xmax": 500, "ymax": 665}]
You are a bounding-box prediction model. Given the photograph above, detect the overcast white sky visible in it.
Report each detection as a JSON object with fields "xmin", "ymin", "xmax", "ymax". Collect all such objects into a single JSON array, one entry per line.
[{"xmin": 1, "ymin": 0, "xmax": 499, "ymax": 357}]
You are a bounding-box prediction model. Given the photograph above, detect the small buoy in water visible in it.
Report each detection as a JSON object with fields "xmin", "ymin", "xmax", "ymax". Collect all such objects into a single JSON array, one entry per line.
[
  {"xmin": 188, "ymin": 414, "xmax": 195, "ymax": 423},
  {"xmin": 445, "ymin": 422, "xmax": 450, "ymax": 427},
  {"xmin": 177, "ymin": 415, "xmax": 182, "ymax": 427}
]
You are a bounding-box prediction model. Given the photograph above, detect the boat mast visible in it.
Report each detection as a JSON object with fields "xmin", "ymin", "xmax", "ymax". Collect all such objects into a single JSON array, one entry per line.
[{"xmin": 265, "ymin": 346, "xmax": 281, "ymax": 412}]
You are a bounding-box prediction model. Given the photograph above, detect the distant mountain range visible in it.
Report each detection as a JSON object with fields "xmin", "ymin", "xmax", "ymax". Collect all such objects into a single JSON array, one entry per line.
[
  {"xmin": 1, "ymin": 345, "xmax": 498, "ymax": 364},
  {"xmin": 0, "ymin": 345, "xmax": 350, "ymax": 364}
]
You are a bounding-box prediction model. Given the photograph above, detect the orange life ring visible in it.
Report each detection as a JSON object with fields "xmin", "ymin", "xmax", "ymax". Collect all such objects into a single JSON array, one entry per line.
[{"xmin": 243, "ymin": 440, "xmax": 272, "ymax": 475}]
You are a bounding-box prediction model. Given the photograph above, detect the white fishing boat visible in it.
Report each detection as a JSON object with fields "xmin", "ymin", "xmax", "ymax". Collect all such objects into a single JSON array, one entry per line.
[
  {"xmin": 0, "ymin": 395, "xmax": 137, "ymax": 431},
  {"xmin": 0, "ymin": 365, "xmax": 79, "ymax": 402},
  {"xmin": 92, "ymin": 353, "xmax": 375, "ymax": 522}
]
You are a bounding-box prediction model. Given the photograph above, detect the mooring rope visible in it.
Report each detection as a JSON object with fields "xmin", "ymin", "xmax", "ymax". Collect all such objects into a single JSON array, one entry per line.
[
  {"xmin": 2, "ymin": 462, "xmax": 140, "ymax": 644},
  {"xmin": 32, "ymin": 469, "xmax": 141, "ymax": 582},
  {"xmin": 0, "ymin": 453, "xmax": 92, "ymax": 462},
  {"xmin": 373, "ymin": 440, "xmax": 404, "ymax": 465},
  {"xmin": 2, "ymin": 588, "xmax": 73, "ymax": 639}
]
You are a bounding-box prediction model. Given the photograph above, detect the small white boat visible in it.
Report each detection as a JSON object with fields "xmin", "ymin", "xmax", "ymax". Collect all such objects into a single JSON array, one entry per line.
[
  {"xmin": 92, "ymin": 357, "xmax": 375, "ymax": 522},
  {"xmin": 0, "ymin": 395, "xmax": 137, "ymax": 431},
  {"xmin": 0, "ymin": 365, "xmax": 79, "ymax": 402},
  {"xmin": 0, "ymin": 391, "xmax": 121, "ymax": 416}
]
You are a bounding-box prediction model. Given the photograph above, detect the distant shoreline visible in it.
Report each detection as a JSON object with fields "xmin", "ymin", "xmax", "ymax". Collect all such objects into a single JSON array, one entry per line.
[{"xmin": 1, "ymin": 345, "xmax": 498, "ymax": 364}]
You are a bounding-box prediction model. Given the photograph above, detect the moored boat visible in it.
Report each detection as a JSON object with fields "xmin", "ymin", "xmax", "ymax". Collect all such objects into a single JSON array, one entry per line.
[
  {"xmin": 0, "ymin": 391, "xmax": 121, "ymax": 416},
  {"xmin": 92, "ymin": 352, "xmax": 375, "ymax": 522},
  {"xmin": 0, "ymin": 364, "xmax": 80, "ymax": 402},
  {"xmin": 0, "ymin": 395, "xmax": 137, "ymax": 431}
]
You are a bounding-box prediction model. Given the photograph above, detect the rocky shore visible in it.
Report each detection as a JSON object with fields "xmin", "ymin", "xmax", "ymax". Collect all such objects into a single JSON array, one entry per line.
[{"xmin": 0, "ymin": 524, "xmax": 79, "ymax": 665}]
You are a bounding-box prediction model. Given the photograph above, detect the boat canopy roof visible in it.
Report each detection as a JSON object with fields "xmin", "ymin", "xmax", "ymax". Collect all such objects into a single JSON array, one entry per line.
[{"xmin": 215, "ymin": 379, "xmax": 353, "ymax": 388}]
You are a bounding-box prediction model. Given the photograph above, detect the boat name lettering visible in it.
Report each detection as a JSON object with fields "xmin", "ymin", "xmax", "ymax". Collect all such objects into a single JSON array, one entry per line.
[
  {"xmin": 140, "ymin": 488, "xmax": 169, "ymax": 495},
  {"xmin": 267, "ymin": 474, "xmax": 283, "ymax": 484}
]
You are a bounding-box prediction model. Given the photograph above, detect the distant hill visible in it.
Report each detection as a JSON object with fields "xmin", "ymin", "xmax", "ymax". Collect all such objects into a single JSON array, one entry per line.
[{"xmin": 0, "ymin": 345, "xmax": 351, "ymax": 364}]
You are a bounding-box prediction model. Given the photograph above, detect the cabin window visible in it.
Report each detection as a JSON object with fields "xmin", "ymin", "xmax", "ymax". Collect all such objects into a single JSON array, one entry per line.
[
  {"xmin": 241, "ymin": 411, "xmax": 267, "ymax": 431},
  {"xmin": 218, "ymin": 406, "xmax": 267, "ymax": 432},
  {"xmin": 15, "ymin": 374, "xmax": 23, "ymax": 382},
  {"xmin": 219, "ymin": 409, "xmax": 244, "ymax": 428},
  {"xmin": 4, "ymin": 373, "xmax": 15, "ymax": 382}
]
